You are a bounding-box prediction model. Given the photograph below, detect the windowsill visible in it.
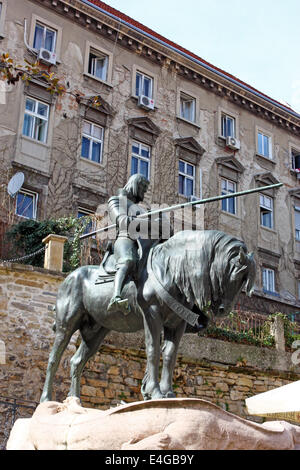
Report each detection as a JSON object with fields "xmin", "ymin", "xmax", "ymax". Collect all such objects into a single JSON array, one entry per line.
[
  {"xmin": 255, "ymin": 153, "xmax": 275, "ymax": 164},
  {"xmin": 83, "ymin": 72, "xmax": 113, "ymax": 89},
  {"xmin": 260, "ymin": 224, "xmax": 276, "ymax": 234},
  {"xmin": 262, "ymin": 289, "xmax": 280, "ymax": 298},
  {"xmin": 221, "ymin": 210, "xmax": 239, "ymax": 219},
  {"xmin": 21, "ymin": 135, "xmax": 49, "ymax": 148},
  {"xmin": 80, "ymin": 156, "xmax": 104, "ymax": 168},
  {"xmin": 176, "ymin": 116, "xmax": 201, "ymax": 129}
]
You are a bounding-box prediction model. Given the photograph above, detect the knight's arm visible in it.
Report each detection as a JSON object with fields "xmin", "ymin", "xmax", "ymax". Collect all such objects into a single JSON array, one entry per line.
[{"xmin": 108, "ymin": 195, "xmax": 134, "ymax": 228}]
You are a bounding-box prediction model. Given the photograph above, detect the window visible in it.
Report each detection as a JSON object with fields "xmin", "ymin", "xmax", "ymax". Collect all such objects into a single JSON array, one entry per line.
[
  {"xmin": 291, "ymin": 148, "xmax": 300, "ymax": 171},
  {"xmin": 88, "ymin": 50, "xmax": 108, "ymax": 82},
  {"xmin": 15, "ymin": 190, "xmax": 38, "ymax": 219},
  {"xmin": 221, "ymin": 113, "xmax": 235, "ymax": 138},
  {"xmin": 178, "ymin": 160, "xmax": 195, "ymax": 197},
  {"xmin": 257, "ymin": 131, "xmax": 272, "ymax": 159},
  {"xmin": 33, "ymin": 22, "xmax": 56, "ymax": 52},
  {"xmin": 221, "ymin": 178, "xmax": 236, "ymax": 214},
  {"xmin": 22, "ymin": 97, "xmax": 49, "ymax": 143},
  {"xmin": 180, "ymin": 93, "xmax": 196, "ymax": 122},
  {"xmin": 131, "ymin": 141, "xmax": 151, "ymax": 179},
  {"xmin": 260, "ymin": 194, "xmax": 273, "ymax": 229},
  {"xmin": 81, "ymin": 121, "xmax": 104, "ymax": 164},
  {"xmin": 136, "ymin": 71, "xmax": 153, "ymax": 98},
  {"xmin": 262, "ymin": 267, "xmax": 276, "ymax": 293},
  {"xmin": 77, "ymin": 208, "xmax": 95, "ymax": 236},
  {"xmin": 295, "ymin": 206, "xmax": 300, "ymax": 241}
]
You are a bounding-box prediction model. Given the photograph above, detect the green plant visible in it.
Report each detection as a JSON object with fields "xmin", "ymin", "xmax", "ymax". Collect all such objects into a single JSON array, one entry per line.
[{"xmin": 5, "ymin": 215, "xmax": 93, "ymax": 271}]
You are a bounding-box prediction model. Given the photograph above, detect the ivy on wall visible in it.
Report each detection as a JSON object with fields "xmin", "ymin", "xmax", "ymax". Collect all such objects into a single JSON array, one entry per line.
[{"xmin": 5, "ymin": 216, "xmax": 93, "ymax": 271}]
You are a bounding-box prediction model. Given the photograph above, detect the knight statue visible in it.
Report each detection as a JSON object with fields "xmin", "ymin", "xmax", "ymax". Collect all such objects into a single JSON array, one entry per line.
[{"xmin": 106, "ymin": 173, "xmax": 150, "ymax": 313}]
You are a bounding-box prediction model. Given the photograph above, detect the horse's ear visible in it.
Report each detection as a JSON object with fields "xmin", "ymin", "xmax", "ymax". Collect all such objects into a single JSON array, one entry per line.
[{"xmin": 239, "ymin": 248, "xmax": 247, "ymax": 265}]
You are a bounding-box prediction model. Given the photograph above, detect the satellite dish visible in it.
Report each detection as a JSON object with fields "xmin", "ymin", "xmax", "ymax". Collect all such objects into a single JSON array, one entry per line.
[{"xmin": 7, "ymin": 172, "xmax": 25, "ymax": 198}]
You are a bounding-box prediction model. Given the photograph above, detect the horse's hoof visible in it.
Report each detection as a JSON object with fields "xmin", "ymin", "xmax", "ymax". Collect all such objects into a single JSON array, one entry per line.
[{"xmin": 163, "ymin": 391, "xmax": 176, "ymax": 398}]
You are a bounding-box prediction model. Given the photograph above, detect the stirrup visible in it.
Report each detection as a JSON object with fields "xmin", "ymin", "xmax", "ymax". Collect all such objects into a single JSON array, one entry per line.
[{"xmin": 107, "ymin": 296, "xmax": 130, "ymax": 315}]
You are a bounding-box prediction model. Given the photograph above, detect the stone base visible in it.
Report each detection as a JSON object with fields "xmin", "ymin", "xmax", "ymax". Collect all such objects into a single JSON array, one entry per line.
[{"xmin": 6, "ymin": 397, "xmax": 300, "ymax": 450}]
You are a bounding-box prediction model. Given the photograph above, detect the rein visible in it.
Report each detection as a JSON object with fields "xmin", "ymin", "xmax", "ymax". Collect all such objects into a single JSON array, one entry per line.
[{"xmin": 147, "ymin": 247, "xmax": 200, "ymax": 327}]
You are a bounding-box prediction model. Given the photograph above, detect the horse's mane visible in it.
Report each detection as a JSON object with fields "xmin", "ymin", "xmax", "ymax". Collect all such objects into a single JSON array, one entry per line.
[{"xmin": 153, "ymin": 230, "xmax": 251, "ymax": 311}]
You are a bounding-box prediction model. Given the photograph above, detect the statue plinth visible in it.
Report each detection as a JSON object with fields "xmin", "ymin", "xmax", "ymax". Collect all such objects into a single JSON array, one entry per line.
[{"xmin": 6, "ymin": 397, "xmax": 300, "ymax": 451}]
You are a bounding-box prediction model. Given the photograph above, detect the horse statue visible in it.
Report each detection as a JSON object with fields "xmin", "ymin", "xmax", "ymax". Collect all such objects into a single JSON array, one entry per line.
[{"xmin": 40, "ymin": 229, "xmax": 256, "ymax": 403}]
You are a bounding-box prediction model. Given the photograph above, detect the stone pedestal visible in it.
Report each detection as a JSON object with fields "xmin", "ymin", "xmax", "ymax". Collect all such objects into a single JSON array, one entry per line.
[
  {"xmin": 42, "ymin": 234, "xmax": 68, "ymax": 272},
  {"xmin": 6, "ymin": 397, "xmax": 300, "ymax": 450}
]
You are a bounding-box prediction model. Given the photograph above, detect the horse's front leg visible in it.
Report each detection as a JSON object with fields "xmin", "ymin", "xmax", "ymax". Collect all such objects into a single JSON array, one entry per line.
[
  {"xmin": 141, "ymin": 306, "xmax": 164, "ymax": 400},
  {"xmin": 160, "ymin": 321, "xmax": 186, "ymax": 398}
]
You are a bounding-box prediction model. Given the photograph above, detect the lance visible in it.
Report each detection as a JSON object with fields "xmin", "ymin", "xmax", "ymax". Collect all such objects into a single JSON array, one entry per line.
[{"xmin": 80, "ymin": 182, "xmax": 283, "ymax": 240}]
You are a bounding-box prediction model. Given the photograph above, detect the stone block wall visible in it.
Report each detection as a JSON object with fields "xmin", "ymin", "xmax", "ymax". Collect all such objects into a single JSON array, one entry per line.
[
  {"xmin": 80, "ymin": 336, "xmax": 300, "ymax": 421},
  {"xmin": 0, "ymin": 262, "xmax": 75, "ymax": 403}
]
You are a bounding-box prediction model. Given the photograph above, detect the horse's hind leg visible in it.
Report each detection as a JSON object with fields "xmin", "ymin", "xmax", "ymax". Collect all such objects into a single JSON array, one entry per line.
[
  {"xmin": 160, "ymin": 320, "xmax": 186, "ymax": 398},
  {"xmin": 69, "ymin": 325, "xmax": 110, "ymax": 398}
]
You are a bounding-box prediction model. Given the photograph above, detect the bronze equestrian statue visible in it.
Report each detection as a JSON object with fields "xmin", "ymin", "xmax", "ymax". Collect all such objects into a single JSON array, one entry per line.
[{"xmin": 40, "ymin": 174, "xmax": 256, "ymax": 403}]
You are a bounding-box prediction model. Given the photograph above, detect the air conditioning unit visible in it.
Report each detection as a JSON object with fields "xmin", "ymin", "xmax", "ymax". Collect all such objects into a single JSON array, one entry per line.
[
  {"xmin": 226, "ymin": 136, "xmax": 240, "ymax": 150},
  {"xmin": 38, "ymin": 48, "xmax": 57, "ymax": 65},
  {"xmin": 138, "ymin": 94, "xmax": 155, "ymax": 110}
]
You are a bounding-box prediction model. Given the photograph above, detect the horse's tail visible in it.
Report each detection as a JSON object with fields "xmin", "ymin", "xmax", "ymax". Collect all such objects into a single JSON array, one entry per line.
[{"xmin": 51, "ymin": 305, "xmax": 56, "ymax": 332}]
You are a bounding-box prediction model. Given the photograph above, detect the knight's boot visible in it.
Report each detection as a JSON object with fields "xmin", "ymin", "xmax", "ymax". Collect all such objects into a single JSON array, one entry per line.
[{"xmin": 107, "ymin": 265, "xmax": 131, "ymax": 314}]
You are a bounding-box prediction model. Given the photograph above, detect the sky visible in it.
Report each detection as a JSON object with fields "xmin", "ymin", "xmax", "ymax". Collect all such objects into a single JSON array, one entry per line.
[{"xmin": 100, "ymin": 0, "xmax": 300, "ymax": 114}]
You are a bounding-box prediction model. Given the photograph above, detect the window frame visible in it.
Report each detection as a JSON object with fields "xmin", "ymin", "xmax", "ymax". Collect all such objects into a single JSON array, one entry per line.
[
  {"xmin": 22, "ymin": 96, "xmax": 50, "ymax": 144},
  {"xmin": 221, "ymin": 178, "xmax": 237, "ymax": 215},
  {"xmin": 77, "ymin": 207, "xmax": 96, "ymax": 236},
  {"xmin": 290, "ymin": 144, "xmax": 300, "ymax": 172},
  {"xmin": 135, "ymin": 71, "xmax": 153, "ymax": 99},
  {"xmin": 15, "ymin": 189, "xmax": 38, "ymax": 220},
  {"xmin": 295, "ymin": 205, "xmax": 300, "ymax": 241},
  {"xmin": 84, "ymin": 42, "xmax": 113, "ymax": 85},
  {"xmin": 260, "ymin": 193, "xmax": 274, "ymax": 229},
  {"xmin": 0, "ymin": 0, "xmax": 7, "ymax": 38},
  {"xmin": 81, "ymin": 120, "xmax": 104, "ymax": 165},
  {"xmin": 29, "ymin": 15, "xmax": 62, "ymax": 59},
  {"xmin": 179, "ymin": 92, "xmax": 196, "ymax": 123},
  {"xmin": 33, "ymin": 21, "xmax": 57, "ymax": 53},
  {"xmin": 262, "ymin": 267, "xmax": 276, "ymax": 294},
  {"xmin": 178, "ymin": 160, "xmax": 195, "ymax": 198},
  {"xmin": 130, "ymin": 140, "xmax": 151, "ymax": 180},
  {"xmin": 221, "ymin": 112, "xmax": 236, "ymax": 138},
  {"xmin": 256, "ymin": 128, "xmax": 273, "ymax": 160}
]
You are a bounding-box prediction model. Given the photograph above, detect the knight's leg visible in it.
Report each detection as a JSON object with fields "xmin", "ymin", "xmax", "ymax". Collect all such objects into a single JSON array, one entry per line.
[
  {"xmin": 141, "ymin": 306, "xmax": 164, "ymax": 400},
  {"xmin": 160, "ymin": 321, "xmax": 186, "ymax": 398},
  {"xmin": 112, "ymin": 262, "xmax": 130, "ymax": 299},
  {"xmin": 69, "ymin": 325, "xmax": 110, "ymax": 398}
]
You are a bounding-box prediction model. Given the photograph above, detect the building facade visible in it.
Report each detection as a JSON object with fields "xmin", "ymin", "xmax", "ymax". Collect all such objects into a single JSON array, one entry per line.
[{"xmin": 1, "ymin": 0, "xmax": 300, "ymax": 315}]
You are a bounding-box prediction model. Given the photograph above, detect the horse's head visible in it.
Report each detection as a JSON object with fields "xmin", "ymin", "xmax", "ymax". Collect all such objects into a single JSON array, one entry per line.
[{"xmin": 212, "ymin": 247, "xmax": 256, "ymax": 318}]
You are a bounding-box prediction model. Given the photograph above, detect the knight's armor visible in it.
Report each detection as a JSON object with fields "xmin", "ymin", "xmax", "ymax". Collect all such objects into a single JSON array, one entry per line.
[{"xmin": 107, "ymin": 188, "xmax": 148, "ymax": 313}]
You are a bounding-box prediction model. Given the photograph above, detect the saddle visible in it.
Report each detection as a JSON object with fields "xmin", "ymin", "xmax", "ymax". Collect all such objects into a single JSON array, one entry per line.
[{"xmin": 95, "ymin": 239, "xmax": 156, "ymax": 285}]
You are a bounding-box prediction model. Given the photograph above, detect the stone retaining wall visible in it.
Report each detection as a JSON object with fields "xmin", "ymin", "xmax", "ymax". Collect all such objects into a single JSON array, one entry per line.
[{"xmin": 81, "ymin": 332, "xmax": 300, "ymax": 421}]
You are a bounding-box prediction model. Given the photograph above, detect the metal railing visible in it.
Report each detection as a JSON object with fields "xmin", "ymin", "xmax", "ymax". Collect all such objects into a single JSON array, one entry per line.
[
  {"xmin": 0, "ymin": 396, "xmax": 38, "ymax": 450},
  {"xmin": 209, "ymin": 310, "xmax": 300, "ymax": 345}
]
